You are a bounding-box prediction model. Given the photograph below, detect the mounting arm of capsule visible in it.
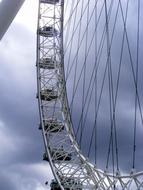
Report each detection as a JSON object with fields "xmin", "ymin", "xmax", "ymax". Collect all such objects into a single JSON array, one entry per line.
[{"xmin": 0, "ymin": 0, "xmax": 25, "ymax": 40}]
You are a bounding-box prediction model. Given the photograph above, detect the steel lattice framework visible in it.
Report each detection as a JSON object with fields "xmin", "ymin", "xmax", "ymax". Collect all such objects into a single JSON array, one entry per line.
[{"xmin": 36, "ymin": 0, "xmax": 143, "ymax": 189}]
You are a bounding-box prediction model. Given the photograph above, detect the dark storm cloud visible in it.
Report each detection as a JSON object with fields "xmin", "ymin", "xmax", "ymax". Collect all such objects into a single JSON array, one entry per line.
[{"xmin": 0, "ymin": 22, "xmax": 51, "ymax": 189}]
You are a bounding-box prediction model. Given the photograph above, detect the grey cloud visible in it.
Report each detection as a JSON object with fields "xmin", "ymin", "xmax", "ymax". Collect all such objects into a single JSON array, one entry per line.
[
  {"xmin": 0, "ymin": 173, "xmax": 16, "ymax": 190},
  {"xmin": 0, "ymin": 21, "xmax": 52, "ymax": 189}
]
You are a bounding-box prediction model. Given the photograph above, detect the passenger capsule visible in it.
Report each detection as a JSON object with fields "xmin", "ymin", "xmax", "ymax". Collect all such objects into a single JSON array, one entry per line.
[
  {"xmin": 41, "ymin": 0, "xmax": 59, "ymax": 5},
  {"xmin": 52, "ymin": 148, "xmax": 72, "ymax": 161},
  {"xmin": 43, "ymin": 152, "xmax": 49, "ymax": 161},
  {"xmin": 50, "ymin": 180, "xmax": 60, "ymax": 190},
  {"xmin": 50, "ymin": 178, "xmax": 82, "ymax": 190},
  {"xmin": 39, "ymin": 57, "xmax": 55, "ymax": 70},
  {"xmin": 40, "ymin": 89, "xmax": 58, "ymax": 101},
  {"xmin": 43, "ymin": 148, "xmax": 72, "ymax": 162},
  {"xmin": 39, "ymin": 119, "xmax": 64, "ymax": 132},
  {"xmin": 39, "ymin": 26, "xmax": 58, "ymax": 37}
]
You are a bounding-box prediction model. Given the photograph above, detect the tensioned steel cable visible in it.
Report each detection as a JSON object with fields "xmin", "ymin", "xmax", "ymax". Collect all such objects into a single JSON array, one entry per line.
[
  {"xmin": 65, "ymin": 0, "xmax": 99, "ymax": 78},
  {"xmin": 104, "ymin": 0, "xmax": 120, "ymax": 183},
  {"xmin": 94, "ymin": 0, "xmax": 98, "ymax": 165},
  {"xmin": 64, "ymin": 0, "xmax": 93, "ymax": 51},
  {"xmin": 61, "ymin": 0, "xmax": 99, "ymax": 138},
  {"xmin": 76, "ymin": 19, "xmax": 108, "ymax": 140},
  {"xmin": 105, "ymin": 0, "xmax": 130, "ymax": 171},
  {"xmin": 70, "ymin": 0, "xmax": 84, "ymax": 117},
  {"xmin": 66, "ymin": 1, "xmax": 105, "ymax": 113},
  {"xmin": 79, "ymin": 0, "xmax": 90, "ymax": 147},
  {"xmin": 87, "ymin": 0, "xmax": 116, "ymax": 161},
  {"xmin": 63, "ymin": 0, "xmax": 143, "ymax": 173},
  {"xmin": 104, "ymin": 0, "xmax": 115, "ymax": 175},
  {"xmin": 81, "ymin": 1, "xmax": 122, "ymax": 170},
  {"xmin": 61, "ymin": 1, "xmax": 107, "ymax": 129},
  {"xmin": 64, "ymin": 0, "xmax": 93, "ymax": 59},
  {"xmin": 75, "ymin": 0, "xmax": 114, "ymax": 140},
  {"xmin": 64, "ymin": 0, "xmax": 82, "ymax": 32},
  {"xmin": 63, "ymin": 1, "xmax": 112, "ymax": 153},
  {"xmin": 119, "ymin": 0, "xmax": 143, "ymax": 127},
  {"xmin": 64, "ymin": 0, "xmax": 76, "ymax": 49},
  {"xmin": 65, "ymin": 0, "xmax": 80, "ymax": 78},
  {"xmin": 133, "ymin": 0, "xmax": 140, "ymax": 170}
]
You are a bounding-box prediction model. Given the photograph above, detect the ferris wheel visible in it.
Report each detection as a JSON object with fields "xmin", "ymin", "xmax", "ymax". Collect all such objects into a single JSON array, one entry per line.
[
  {"xmin": 0, "ymin": 0, "xmax": 143, "ymax": 189},
  {"xmin": 36, "ymin": 0, "xmax": 143, "ymax": 189}
]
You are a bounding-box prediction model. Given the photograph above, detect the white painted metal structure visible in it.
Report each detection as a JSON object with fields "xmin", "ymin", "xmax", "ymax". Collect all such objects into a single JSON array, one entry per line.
[
  {"xmin": 36, "ymin": 0, "xmax": 143, "ymax": 189},
  {"xmin": 0, "ymin": 0, "xmax": 25, "ymax": 40}
]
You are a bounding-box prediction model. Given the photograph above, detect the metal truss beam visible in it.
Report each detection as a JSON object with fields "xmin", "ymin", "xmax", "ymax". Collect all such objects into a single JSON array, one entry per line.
[{"xmin": 0, "ymin": 0, "xmax": 25, "ymax": 40}]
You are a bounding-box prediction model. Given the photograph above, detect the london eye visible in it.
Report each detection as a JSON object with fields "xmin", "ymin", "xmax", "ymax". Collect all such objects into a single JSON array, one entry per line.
[
  {"xmin": 36, "ymin": 0, "xmax": 143, "ymax": 189},
  {"xmin": 1, "ymin": 0, "xmax": 143, "ymax": 189}
]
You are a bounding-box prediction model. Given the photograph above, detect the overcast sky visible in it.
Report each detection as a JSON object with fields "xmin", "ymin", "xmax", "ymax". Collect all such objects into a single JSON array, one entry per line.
[
  {"xmin": 1, "ymin": 0, "xmax": 143, "ymax": 189},
  {"xmin": 0, "ymin": 0, "xmax": 53, "ymax": 189}
]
